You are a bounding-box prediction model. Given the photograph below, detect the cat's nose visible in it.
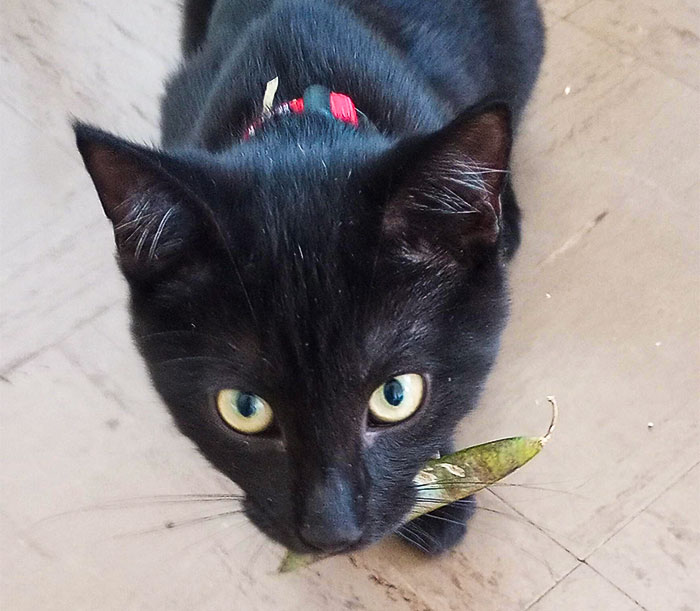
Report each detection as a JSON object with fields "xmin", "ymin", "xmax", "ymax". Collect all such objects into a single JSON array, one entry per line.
[{"xmin": 298, "ymin": 471, "xmax": 363, "ymax": 553}]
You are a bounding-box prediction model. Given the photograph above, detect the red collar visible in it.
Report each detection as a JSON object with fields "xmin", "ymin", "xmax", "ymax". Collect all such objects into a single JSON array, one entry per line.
[{"xmin": 244, "ymin": 85, "xmax": 360, "ymax": 140}]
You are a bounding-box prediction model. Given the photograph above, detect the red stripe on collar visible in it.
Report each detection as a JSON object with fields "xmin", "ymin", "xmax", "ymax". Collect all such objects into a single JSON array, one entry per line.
[{"xmin": 244, "ymin": 91, "xmax": 359, "ymax": 140}]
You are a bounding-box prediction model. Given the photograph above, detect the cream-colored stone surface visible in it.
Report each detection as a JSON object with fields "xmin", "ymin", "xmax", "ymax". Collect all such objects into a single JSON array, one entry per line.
[
  {"xmin": 1, "ymin": 1, "xmax": 698, "ymax": 609},
  {"xmin": 528, "ymin": 564, "xmax": 643, "ymax": 611},
  {"xmin": 567, "ymin": 0, "xmax": 700, "ymax": 90},
  {"xmin": 587, "ymin": 465, "xmax": 700, "ymax": 611},
  {"xmin": 540, "ymin": 0, "xmax": 594, "ymax": 19}
]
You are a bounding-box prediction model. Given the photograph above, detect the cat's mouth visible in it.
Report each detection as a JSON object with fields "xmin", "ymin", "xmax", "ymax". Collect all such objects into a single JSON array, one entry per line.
[
  {"xmin": 244, "ymin": 507, "xmax": 367, "ymax": 555},
  {"xmin": 242, "ymin": 493, "xmax": 415, "ymax": 556}
]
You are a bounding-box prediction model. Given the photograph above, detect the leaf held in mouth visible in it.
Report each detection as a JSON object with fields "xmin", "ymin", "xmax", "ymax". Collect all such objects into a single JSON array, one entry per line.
[{"xmin": 279, "ymin": 397, "xmax": 558, "ymax": 573}]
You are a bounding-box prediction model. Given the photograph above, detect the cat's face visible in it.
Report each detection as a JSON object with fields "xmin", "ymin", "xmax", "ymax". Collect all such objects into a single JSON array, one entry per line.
[{"xmin": 76, "ymin": 108, "xmax": 511, "ymax": 553}]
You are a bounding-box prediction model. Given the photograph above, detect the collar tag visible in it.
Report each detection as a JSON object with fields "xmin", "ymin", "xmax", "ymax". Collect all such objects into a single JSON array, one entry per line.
[{"xmin": 262, "ymin": 76, "xmax": 279, "ymax": 114}]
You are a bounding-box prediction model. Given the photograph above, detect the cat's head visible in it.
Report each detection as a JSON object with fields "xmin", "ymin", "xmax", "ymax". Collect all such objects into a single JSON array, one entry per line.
[{"xmin": 75, "ymin": 106, "xmax": 513, "ymax": 553}]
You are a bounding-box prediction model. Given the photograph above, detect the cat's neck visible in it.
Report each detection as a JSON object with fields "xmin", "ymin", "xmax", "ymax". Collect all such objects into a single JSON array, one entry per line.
[{"xmin": 185, "ymin": 1, "xmax": 451, "ymax": 152}]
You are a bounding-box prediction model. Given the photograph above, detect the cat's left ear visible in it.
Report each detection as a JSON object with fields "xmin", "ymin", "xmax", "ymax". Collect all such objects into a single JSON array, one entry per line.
[{"xmin": 382, "ymin": 105, "xmax": 511, "ymax": 263}]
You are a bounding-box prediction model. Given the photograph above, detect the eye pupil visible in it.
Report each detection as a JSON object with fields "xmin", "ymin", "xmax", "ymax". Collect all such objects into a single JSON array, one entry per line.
[
  {"xmin": 383, "ymin": 379, "xmax": 404, "ymax": 407},
  {"xmin": 236, "ymin": 393, "xmax": 258, "ymax": 418}
]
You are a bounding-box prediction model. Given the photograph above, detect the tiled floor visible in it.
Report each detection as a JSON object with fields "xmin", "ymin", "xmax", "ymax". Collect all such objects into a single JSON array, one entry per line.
[{"xmin": 1, "ymin": 1, "xmax": 698, "ymax": 610}]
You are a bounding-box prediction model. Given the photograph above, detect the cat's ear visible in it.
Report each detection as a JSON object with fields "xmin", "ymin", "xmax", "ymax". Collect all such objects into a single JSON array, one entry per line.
[
  {"xmin": 74, "ymin": 124, "xmax": 205, "ymax": 279},
  {"xmin": 382, "ymin": 105, "xmax": 511, "ymax": 263}
]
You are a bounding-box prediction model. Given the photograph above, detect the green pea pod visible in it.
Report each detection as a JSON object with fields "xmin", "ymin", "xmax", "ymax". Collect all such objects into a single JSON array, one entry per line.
[{"xmin": 279, "ymin": 398, "xmax": 558, "ymax": 573}]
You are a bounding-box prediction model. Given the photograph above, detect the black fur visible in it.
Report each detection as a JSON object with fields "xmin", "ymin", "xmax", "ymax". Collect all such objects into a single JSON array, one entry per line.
[{"xmin": 75, "ymin": 0, "xmax": 544, "ymax": 555}]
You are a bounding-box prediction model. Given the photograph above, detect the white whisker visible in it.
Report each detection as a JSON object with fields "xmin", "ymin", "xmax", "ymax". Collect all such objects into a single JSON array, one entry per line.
[{"xmin": 148, "ymin": 206, "xmax": 177, "ymax": 261}]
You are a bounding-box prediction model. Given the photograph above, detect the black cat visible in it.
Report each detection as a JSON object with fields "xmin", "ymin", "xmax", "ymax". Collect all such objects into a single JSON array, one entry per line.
[{"xmin": 75, "ymin": 0, "xmax": 544, "ymax": 555}]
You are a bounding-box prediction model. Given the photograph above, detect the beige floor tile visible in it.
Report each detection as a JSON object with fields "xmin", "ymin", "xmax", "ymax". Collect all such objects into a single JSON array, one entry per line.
[
  {"xmin": 0, "ymin": 0, "xmax": 178, "ymax": 151},
  {"xmin": 541, "ymin": 0, "xmax": 595, "ymax": 19},
  {"xmin": 514, "ymin": 14, "xmax": 643, "ymax": 185},
  {"xmin": 567, "ymin": 0, "xmax": 700, "ymax": 90},
  {"xmin": 355, "ymin": 493, "xmax": 577, "ymax": 611},
  {"xmin": 0, "ymin": 102, "xmax": 124, "ymax": 372},
  {"xmin": 59, "ymin": 304, "xmax": 162, "ymax": 415},
  {"xmin": 0, "ymin": 0, "xmax": 182, "ymax": 370},
  {"xmin": 0, "ymin": 102, "xmax": 83, "ymax": 255},
  {"xmin": 587, "ymin": 465, "xmax": 700, "ymax": 611},
  {"xmin": 527, "ymin": 564, "xmax": 642, "ymax": 611}
]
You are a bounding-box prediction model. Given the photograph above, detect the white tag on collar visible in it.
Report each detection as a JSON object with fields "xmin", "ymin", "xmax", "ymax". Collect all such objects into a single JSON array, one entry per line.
[{"xmin": 262, "ymin": 76, "xmax": 279, "ymax": 114}]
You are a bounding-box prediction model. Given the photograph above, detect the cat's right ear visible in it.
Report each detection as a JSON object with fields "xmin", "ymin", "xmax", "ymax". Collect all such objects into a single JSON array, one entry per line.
[
  {"xmin": 380, "ymin": 105, "xmax": 511, "ymax": 265},
  {"xmin": 74, "ymin": 123, "xmax": 206, "ymax": 280}
]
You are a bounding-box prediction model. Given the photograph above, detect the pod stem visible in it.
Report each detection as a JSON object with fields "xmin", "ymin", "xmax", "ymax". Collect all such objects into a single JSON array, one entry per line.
[{"xmin": 541, "ymin": 396, "xmax": 558, "ymax": 445}]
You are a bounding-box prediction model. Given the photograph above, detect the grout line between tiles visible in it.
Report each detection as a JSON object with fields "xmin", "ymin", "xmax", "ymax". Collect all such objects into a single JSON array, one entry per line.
[
  {"xmin": 583, "ymin": 560, "xmax": 650, "ymax": 611},
  {"xmin": 494, "ymin": 456, "xmax": 700, "ymax": 569},
  {"xmin": 522, "ymin": 558, "xmax": 649, "ymax": 611},
  {"xmin": 582, "ymin": 459, "xmax": 700, "ymax": 562},
  {"xmin": 1, "ymin": 214, "xmax": 106, "ymax": 266},
  {"xmin": 495, "ymin": 458, "xmax": 700, "ymax": 608},
  {"xmin": 491, "ymin": 450, "xmax": 700, "ymax": 567},
  {"xmin": 0, "ymin": 301, "xmax": 120, "ymax": 377},
  {"xmin": 57, "ymin": 341, "xmax": 135, "ymax": 415},
  {"xmin": 485, "ymin": 489, "xmax": 583, "ymax": 609},
  {"xmin": 522, "ymin": 563, "xmax": 579, "ymax": 610},
  {"xmin": 560, "ymin": 0, "xmax": 597, "ymax": 19},
  {"xmin": 489, "ymin": 488, "xmax": 580, "ymax": 559}
]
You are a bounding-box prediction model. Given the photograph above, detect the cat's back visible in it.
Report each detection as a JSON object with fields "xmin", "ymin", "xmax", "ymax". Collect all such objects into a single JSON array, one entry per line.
[
  {"xmin": 160, "ymin": 0, "xmax": 544, "ymax": 146},
  {"xmin": 338, "ymin": 0, "xmax": 544, "ymax": 118}
]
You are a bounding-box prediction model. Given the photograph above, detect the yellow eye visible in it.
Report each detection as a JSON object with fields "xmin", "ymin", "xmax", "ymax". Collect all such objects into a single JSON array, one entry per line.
[
  {"xmin": 368, "ymin": 374, "xmax": 424, "ymax": 423},
  {"xmin": 216, "ymin": 389, "xmax": 273, "ymax": 434}
]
